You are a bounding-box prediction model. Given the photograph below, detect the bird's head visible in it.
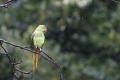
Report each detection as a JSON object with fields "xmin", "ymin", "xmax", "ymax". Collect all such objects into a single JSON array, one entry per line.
[{"xmin": 37, "ymin": 25, "xmax": 47, "ymax": 32}]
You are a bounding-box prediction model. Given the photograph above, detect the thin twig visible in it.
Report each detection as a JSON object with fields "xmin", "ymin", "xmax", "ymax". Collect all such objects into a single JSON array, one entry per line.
[
  {"xmin": 0, "ymin": 40, "xmax": 33, "ymax": 79},
  {"xmin": 112, "ymin": 0, "xmax": 120, "ymax": 4},
  {"xmin": 41, "ymin": 51, "xmax": 63, "ymax": 80},
  {"xmin": 15, "ymin": 66, "xmax": 32, "ymax": 74},
  {"xmin": 0, "ymin": 0, "xmax": 13, "ymax": 8}
]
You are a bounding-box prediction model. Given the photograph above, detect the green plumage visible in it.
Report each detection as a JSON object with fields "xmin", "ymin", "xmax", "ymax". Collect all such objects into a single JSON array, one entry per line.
[
  {"xmin": 33, "ymin": 26, "xmax": 45, "ymax": 48},
  {"xmin": 32, "ymin": 25, "xmax": 46, "ymax": 72}
]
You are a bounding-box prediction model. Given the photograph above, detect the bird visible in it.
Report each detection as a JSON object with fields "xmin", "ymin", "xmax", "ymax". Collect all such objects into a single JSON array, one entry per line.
[{"xmin": 31, "ymin": 25, "xmax": 47, "ymax": 72}]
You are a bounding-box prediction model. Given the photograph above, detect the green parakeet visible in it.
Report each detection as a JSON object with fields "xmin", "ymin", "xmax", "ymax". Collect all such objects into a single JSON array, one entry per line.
[{"xmin": 31, "ymin": 25, "xmax": 47, "ymax": 72}]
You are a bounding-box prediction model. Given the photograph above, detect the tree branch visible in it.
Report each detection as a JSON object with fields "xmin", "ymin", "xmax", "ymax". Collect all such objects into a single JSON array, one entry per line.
[
  {"xmin": 112, "ymin": 0, "xmax": 120, "ymax": 4},
  {"xmin": 0, "ymin": 0, "xmax": 13, "ymax": 8},
  {"xmin": 0, "ymin": 38, "xmax": 64, "ymax": 80}
]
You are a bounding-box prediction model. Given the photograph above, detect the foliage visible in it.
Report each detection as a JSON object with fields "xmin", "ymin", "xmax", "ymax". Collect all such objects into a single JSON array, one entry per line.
[{"xmin": 0, "ymin": 0, "xmax": 120, "ymax": 80}]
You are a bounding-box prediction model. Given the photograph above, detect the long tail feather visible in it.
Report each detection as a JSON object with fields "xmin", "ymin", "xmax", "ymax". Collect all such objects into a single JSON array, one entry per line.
[{"xmin": 33, "ymin": 53, "xmax": 38, "ymax": 72}]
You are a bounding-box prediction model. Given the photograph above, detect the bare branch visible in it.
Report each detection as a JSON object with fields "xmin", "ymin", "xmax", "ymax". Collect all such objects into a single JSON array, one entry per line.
[
  {"xmin": 0, "ymin": 0, "xmax": 13, "ymax": 8},
  {"xmin": 0, "ymin": 38, "xmax": 64, "ymax": 80},
  {"xmin": 0, "ymin": 40, "xmax": 32, "ymax": 79},
  {"xmin": 112, "ymin": 0, "xmax": 120, "ymax": 4},
  {"xmin": 15, "ymin": 66, "xmax": 32, "ymax": 74}
]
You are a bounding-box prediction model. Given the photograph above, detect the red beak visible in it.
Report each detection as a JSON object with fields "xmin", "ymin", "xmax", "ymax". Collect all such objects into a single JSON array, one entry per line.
[{"xmin": 44, "ymin": 28, "xmax": 47, "ymax": 32}]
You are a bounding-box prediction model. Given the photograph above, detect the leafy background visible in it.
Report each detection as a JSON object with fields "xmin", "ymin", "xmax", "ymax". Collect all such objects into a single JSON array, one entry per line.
[{"xmin": 0, "ymin": 0, "xmax": 120, "ymax": 80}]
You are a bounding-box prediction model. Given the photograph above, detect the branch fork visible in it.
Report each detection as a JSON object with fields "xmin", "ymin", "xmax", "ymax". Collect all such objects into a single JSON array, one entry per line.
[{"xmin": 0, "ymin": 38, "xmax": 64, "ymax": 80}]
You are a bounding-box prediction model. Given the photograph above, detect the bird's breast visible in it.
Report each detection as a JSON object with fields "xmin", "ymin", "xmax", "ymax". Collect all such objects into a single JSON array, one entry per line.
[{"xmin": 33, "ymin": 32, "xmax": 45, "ymax": 48}]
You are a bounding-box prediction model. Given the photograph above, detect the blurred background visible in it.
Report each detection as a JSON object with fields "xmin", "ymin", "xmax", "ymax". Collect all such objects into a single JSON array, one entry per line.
[{"xmin": 0, "ymin": 0, "xmax": 120, "ymax": 80}]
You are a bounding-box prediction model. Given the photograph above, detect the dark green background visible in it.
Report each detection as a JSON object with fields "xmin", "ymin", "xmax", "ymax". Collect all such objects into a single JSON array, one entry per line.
[{"xmin": 0, "ymin": 0, "xmax": 120, "ymax": 80}]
